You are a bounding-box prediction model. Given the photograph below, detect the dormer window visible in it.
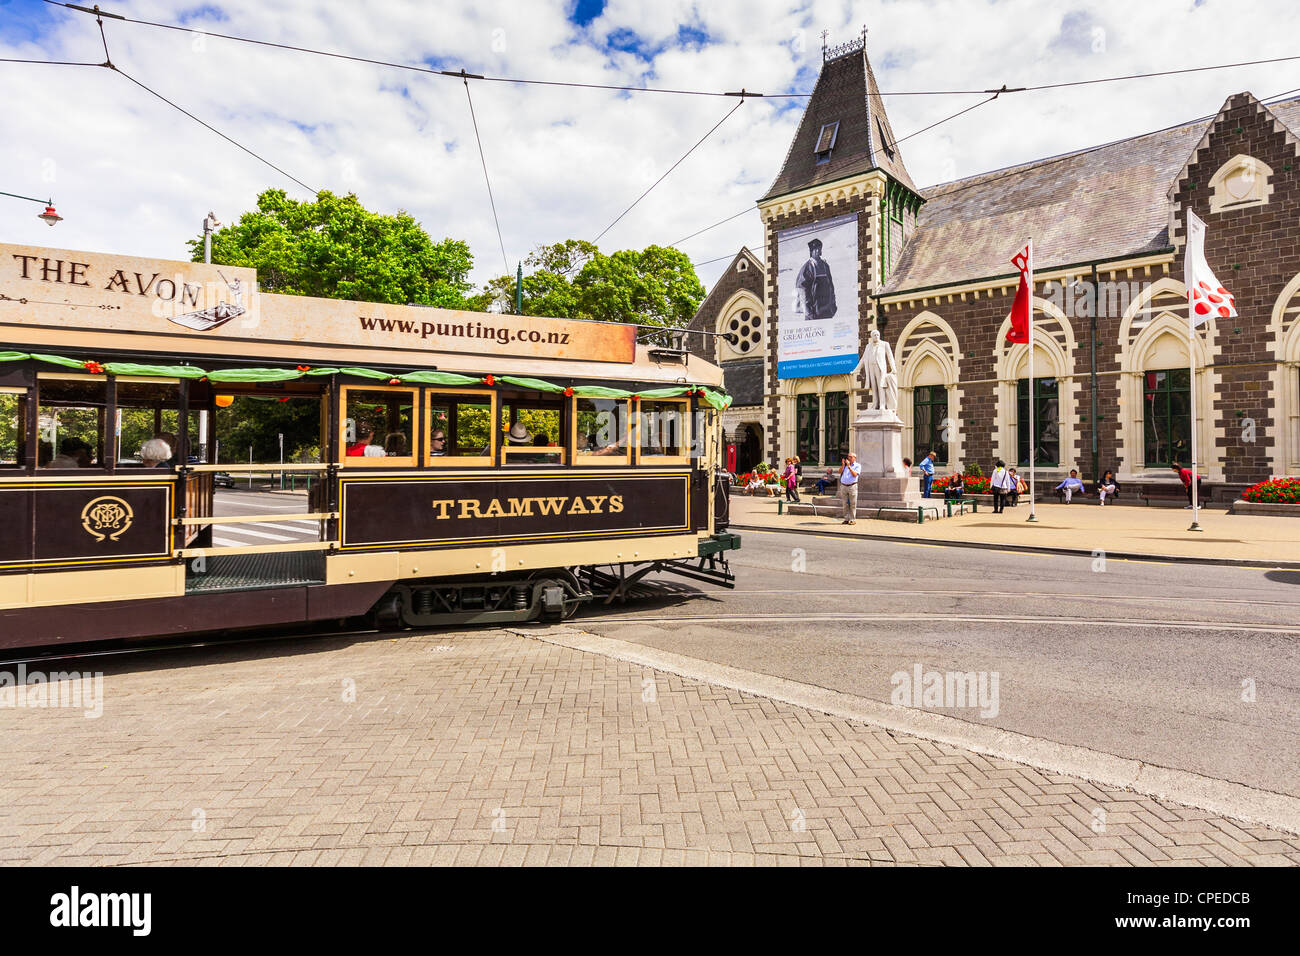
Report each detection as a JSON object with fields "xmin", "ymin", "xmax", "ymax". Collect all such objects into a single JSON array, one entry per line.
[
  {"xmin": 814, "ymin": 121, "xmax": 839, "ymax": 164},
  {"xmin": 876, "ymin": 116, "xmax": 895, "ymax": 161}
]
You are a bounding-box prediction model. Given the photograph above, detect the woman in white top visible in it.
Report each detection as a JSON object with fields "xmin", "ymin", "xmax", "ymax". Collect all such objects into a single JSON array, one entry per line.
[{"xmin": 990, "ymin": 460, "xmax": 1013, "ymax": 514}]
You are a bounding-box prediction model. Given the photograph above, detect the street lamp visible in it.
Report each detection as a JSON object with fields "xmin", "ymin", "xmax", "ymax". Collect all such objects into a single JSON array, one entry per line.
[
  {"xmin": 202, "ymin": 211, "xmax": 221, "ymax": 264},
  {"xmin": 1, "ymin": 190, "xmax": 63, "ymax": 226}
]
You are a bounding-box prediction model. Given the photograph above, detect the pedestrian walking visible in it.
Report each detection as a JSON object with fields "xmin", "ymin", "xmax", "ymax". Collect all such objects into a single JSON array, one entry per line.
[
  {"xmin": 782, "ymin": 458, "xmax": 799, "ymax": 503},
  {"xmin": 919, "ymin": 451, "xmax": 936, "ymax": 498},
  {"xmin": 839, "ymin": 453, "xmax": 861, "ymax": 525},
  {"xmin": 1098, "ymin": 468, "xmax": 1120, "ymax": 505},
  {"xmin": 990, "ymin": 459, "xmax": 1013, "ymax": 513}
]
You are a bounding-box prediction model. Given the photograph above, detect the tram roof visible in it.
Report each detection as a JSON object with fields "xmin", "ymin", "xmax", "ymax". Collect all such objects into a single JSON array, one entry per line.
[{"xmin": 0, "ymin": 241, "xmax": 722, "ymax": 388}]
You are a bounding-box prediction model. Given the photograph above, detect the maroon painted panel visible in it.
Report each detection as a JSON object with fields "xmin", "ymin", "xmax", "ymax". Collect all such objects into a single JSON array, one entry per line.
[
  {"xmin": 340, "ymin": 471, "xmax": 691, "ymax": 549},
  {"xmin": 23, "ymin": 480, "xmax": 172, "ymax": 568},
  {"xmin": 0, "ymin": 486, "xmax": 32, "ymax": 568}
]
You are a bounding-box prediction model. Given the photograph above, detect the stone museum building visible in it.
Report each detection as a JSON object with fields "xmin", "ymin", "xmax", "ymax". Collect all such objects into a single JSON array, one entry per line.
[{"xmin": 687, "ymin": 35, "xmax": 1300, "ymax": 491}]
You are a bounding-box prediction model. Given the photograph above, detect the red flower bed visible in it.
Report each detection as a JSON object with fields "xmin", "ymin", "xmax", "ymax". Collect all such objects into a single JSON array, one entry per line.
[
  {"xmin": 1241, "ymin": 477, "xmax": 1300, "ymax": 504},
  {"xmin": 932, "ymin": 475, "xmax": 991, "ymax": 495}
]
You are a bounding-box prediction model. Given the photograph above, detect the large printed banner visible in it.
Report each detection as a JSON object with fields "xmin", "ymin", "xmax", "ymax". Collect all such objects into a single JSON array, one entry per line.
[
  {"xmin": 0, "ymin": 242, "xmax": 636, "ymax": 364},
  {"xmin": 776, "ymin": 213, "xmax": 860, "ymax": 379}
]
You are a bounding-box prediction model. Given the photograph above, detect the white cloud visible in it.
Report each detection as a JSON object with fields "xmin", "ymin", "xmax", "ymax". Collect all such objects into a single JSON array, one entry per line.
[{"xmin": 2, "ymin": 0, "xmax": 1298, "ymax": 294}]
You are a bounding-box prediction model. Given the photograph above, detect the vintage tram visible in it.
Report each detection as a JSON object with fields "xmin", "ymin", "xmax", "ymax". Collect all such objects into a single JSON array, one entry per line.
[{"xmin": 0, "ymin": 241, "xmax": 739, "ymax": 652}]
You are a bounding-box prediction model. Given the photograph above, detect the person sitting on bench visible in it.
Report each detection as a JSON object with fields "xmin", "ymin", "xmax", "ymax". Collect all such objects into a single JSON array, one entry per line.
[
  {"xmin": 1098, "ymin": 469, "xmax": 1120, "ymax": 505},
  {"xmin": 1055, "ymin": 469, "xmax": 1086, "ymax": 503},
  {"xmin": 943, "ymin": 472, "xmax": 965, "ymax": 501}
]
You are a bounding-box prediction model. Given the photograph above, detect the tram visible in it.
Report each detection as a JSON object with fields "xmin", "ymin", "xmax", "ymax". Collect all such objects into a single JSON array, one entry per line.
[{"xmin": 0, "ymin": 241, "xmax": 739, "ymax": 651}]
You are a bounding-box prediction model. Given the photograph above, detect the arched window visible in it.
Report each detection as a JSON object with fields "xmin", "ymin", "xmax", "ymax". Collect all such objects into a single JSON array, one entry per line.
[{"xmin": 716, "ymin": 292, "xmax": 764, "ymax": 361}]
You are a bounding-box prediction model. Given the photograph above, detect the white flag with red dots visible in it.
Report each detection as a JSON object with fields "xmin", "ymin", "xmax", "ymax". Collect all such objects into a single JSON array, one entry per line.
[{"xmin": 1184, "ymin": 210, "xmax": 1237, "ymax": 327}]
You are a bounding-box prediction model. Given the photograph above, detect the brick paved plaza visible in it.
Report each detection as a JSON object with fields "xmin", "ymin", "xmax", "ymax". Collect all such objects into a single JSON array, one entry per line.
[{"xmin": 2, "ymin": 629, "xmax": 1297, "ymax": 867}]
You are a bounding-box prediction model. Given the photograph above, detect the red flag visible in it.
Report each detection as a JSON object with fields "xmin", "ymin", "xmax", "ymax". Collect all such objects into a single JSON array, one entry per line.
[{"xmin": 1007, "ymin": 243, "xmax": 1031, "ymax": 343}]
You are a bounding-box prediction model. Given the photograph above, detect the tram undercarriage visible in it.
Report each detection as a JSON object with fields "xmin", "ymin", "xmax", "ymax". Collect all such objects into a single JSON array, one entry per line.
[{"xmin": 368, "ymin": 535, "xmax": 739, "ymax": 629}]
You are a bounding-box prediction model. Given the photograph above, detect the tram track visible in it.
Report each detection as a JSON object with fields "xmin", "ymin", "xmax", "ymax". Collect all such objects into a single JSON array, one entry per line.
[{"xmin": 581, "ymin": 612, "xmax": 1300, "ymax": 634}]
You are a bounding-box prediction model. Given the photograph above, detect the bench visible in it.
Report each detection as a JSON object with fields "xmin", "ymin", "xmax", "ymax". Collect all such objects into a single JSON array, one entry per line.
[
  {"xmin": 1136, "ymin": 480, "xmax": 1209, "ymax": 507},
  {"xmin": 945, "ymin": 497, "xmax": 978, "ymax": 516},
  {"xmin": 1052, "ymin": 482, "xmax": 1119, "ymax": 503}
]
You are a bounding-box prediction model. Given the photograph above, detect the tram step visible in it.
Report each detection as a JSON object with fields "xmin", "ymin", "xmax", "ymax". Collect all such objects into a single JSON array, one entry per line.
[{"xmin": 185, "ymin": 550, "xmax": 327, "ymax": 593}]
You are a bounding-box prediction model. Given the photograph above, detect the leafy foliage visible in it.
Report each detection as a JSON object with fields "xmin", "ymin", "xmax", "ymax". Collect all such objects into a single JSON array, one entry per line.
[
  {"xmin": 1241, "ymin": 476, "xmax": 1300, "ymax": 504},
  {"xmin": 472, "ymin": 240, "xmax": 705, "ymax": 328},
  {"xmin": 190, "ymin": 189, "xmax": 474, "ymax": 307},
  {"xmin": 215, "ymin": 396, "xmax": 322, "ymax": 464},
  {"xmin": 934, "ymin": 474, "xmax": 991, "ymax": 495}
]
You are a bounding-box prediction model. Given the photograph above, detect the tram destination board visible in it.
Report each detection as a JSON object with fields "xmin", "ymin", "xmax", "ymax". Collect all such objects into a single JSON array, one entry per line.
[
  {"xmin": 1, "ymin": 242, "xmax": 637, "ymax": 364},
  {"xmin": 339, "ymin": 471, "xmax": 692, "ymax": 549}
]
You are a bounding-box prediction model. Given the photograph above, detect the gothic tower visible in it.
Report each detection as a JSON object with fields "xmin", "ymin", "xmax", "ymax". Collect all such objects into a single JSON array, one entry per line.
[{"xmin": 757, "ymin": 31, "xmax": 924, "ymax": 466}]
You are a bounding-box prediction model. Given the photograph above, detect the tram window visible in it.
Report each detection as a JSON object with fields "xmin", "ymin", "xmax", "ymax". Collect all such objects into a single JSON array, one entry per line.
[
  {"xmin": 426, "ymin": 390, "xmax": 494, "ymax": 466},
  {"xmin": 341, "ymin": 386, "xmax": 416, "ymax": 465},
  {"xmin": 500, "ymin": 398, "xmax": 565, "ymax": 465},
  {"xmin": 37, "ymin": 376, "xmax": 106, "ymax": 469},
  {"xmin": 639, "ymin": 399, "xmax": 689, "ymax": 462},
  {"xmin": 574, "ymin": 397, "xmax": 630, "ymax": 464},
  {"xmin": 115, "ymin": 379, "xmax": 181, "ymax": 466},
  {"xmin": 0, "ymin": 388, "xmax": 28, "ymax": 467}
]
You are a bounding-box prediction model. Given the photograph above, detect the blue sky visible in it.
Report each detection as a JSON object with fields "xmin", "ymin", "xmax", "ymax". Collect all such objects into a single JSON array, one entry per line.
[{"xmin": 3, "ymin": 0, "xmax": 1299, "ymax": 294}]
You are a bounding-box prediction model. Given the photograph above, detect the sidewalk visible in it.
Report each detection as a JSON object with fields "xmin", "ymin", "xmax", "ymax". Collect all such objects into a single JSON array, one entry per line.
[
  {"xmin": 730, "ymin": 496, "xmax": 1300, "ymax": 567},
  {"xmin": 3, "ymin": 626, "xmax": 1297, "ymax": 866}
]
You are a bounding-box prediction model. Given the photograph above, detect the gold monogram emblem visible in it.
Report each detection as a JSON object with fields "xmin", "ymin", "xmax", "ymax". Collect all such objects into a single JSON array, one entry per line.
[{"xmin": 81, "ymin": 496, "xmax": 134, "ymax": 542}]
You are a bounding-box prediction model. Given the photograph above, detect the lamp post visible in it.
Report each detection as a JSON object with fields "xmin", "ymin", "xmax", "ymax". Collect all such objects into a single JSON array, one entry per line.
[
  {"xmin": 202, "ymin": 211, "xmax": 221, "ymax": 264},
  {"xmin": 1, "ymin": 190, "xmax": 62, "ymax": 225}
]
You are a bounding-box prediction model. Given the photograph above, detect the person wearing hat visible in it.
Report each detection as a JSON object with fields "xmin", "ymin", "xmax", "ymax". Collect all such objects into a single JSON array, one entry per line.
[
  {"xmin": 794, "ymin": 236, "xmax": 837, "ymax": 321},
  {"xmin": 507, "ymin": 421, "xmax": 550, "ymax": 463}
]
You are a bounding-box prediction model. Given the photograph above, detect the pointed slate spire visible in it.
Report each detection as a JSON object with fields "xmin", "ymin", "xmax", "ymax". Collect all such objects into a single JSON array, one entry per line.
[{"xmin": 762, "ymin": 32, "xmax": 918, "ymax": 201}]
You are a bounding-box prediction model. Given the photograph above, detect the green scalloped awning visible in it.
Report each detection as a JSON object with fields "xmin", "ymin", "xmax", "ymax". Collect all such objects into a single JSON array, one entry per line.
[{"xmin": 0, "ymin": 351, "xmax": 732, "ymax": 409}]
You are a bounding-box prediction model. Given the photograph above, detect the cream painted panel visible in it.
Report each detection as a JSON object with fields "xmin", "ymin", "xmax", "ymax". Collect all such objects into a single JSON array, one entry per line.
[{"xmin": 18, "ymin": 564, "xmax": 183, "ymax": 610}]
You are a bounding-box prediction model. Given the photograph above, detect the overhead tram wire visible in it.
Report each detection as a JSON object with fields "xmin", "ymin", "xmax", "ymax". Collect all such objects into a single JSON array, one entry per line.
[
  {"xmin": 33, "ymin": 6, "xmax": 317, "ymax": 195},
  {"xmin": 593, "ymin": 97, "xmax": 746, "ymax": 245},
  {"xmin": 44, "ymin": 2, "xmax": 1300, "ymax": 101},
  {"xmin": 671, "ymin": 88, "xmax": 1011, "ymax": 261},
  {"xmin": 457, "ymin": 71, "xmax": 511, "ymax": 275},
  {"xmin": 114, "ymin": 67, "xmax": 317, "ymax": 194},
  {"xmin": 918, "ymin": 80, "xmax": 1300, "ymax": 207}
]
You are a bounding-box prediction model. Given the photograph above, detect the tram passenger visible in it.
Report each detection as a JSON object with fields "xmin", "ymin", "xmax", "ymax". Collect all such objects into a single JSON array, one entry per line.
[
  {"xmin": 384, "ymin": 432, "xmax": 407, "ymax": 457},
  {"xmin": 140, "ymin": 438, "xmax": 173, "ymax": 468},
  {"xmin": 44, "ymin": 437, "xmax": 93, "ymax": 469},
  {"xmin": 430, "ymin": 429, "xmax": 448, "ymax": 456},
  {"xmin": 507, "ymin": 422, "xmax": 548, "ymax": 463},
  {"xmin": 347, "ymin": 423, "xmax": 375, "ymax": 456},
  {"xmin": 154, "ymin": 431, "xmax": 179, "ymax": 466}
]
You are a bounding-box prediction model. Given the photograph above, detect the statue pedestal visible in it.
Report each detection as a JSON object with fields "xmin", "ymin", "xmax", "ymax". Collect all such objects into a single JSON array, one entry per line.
[{"xmin": 851, "ymin": 408, "xmax": 924, "ymax": 508}]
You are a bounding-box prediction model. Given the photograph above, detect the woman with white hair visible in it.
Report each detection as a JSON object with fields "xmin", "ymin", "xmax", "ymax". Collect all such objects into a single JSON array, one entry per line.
[{"xmin": 140, "ymin": 438, "xmax": 172, "ymax": 468}]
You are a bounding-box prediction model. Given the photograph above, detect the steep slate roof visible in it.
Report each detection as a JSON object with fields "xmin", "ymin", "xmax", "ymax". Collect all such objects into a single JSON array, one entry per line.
[
  {"xmin": 721, "ymin": 359, "xmax": 764, "ymax": 407},
  {"xmin": 687, "ymin": 246, "xmax": 764, "ymax": 326},
  {"xmin": 880, "ymin": 93, "xmax": 1300, "ymax": 295},
  {"xmin": 762, "ymin": 39, "xmax": 917, "ymax": 201}
]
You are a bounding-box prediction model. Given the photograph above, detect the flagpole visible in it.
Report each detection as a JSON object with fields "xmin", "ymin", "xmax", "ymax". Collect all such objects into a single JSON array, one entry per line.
[
  {"xmin": 1027, "ymin": 238, "xmax": 1037, "ymax": 523},
  {"xmin": 1188, "ymin": 302, "xmax": 1202, "ymax": 532}
]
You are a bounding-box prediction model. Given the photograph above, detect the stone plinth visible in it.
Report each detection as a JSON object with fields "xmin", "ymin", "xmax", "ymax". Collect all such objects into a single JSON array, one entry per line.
[{"xmin": 851, "ymin": 408, "xmax": 923, "ymax": 508}]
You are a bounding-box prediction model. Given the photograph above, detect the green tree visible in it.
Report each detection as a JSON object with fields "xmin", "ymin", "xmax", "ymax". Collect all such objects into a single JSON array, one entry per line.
[
  {"xmin": 189, "ymin": 189, "xmax": 474, "ymax": 307},
  {"xmin": 190, "ymin": 189, "xmax": 476, "ymax": 462},
  {"xmin": 473, "ymin": 241, "xmax": 704, "ymax": 329}
]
